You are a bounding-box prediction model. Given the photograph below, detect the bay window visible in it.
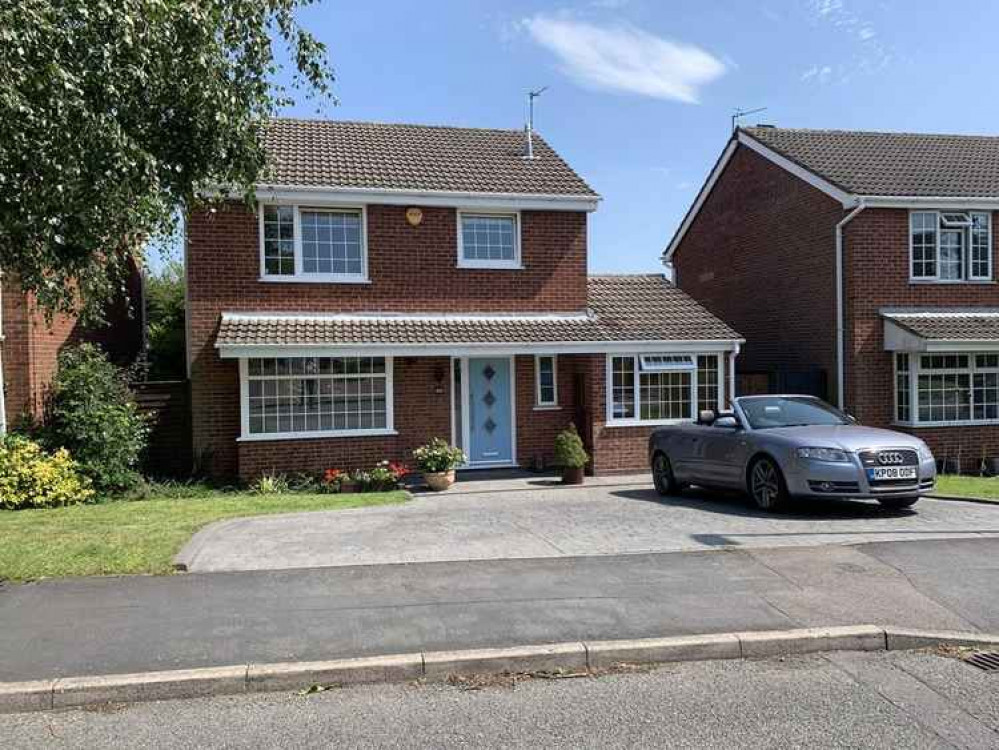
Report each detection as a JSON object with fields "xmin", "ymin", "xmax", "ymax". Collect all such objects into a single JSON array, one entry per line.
[
  {"xmin": 608, "ymin": 353, "xmax": 721, "ymax": 425},
  {"xmin": 243, "ymin": 356, "xmax": 392, "ymax": 439},
  {"xmin": 894, "ymin": 352, "xmax": 999, "ymax": 425},
  {"xmin": 909, "ymin": 210, "xmax": 992, "ymax": 282},
  {"xmin": 260, "ymin": 204, "xmax": 368, "ymax": 282}
]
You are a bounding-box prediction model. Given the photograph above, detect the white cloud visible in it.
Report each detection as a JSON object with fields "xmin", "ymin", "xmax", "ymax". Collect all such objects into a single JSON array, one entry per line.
[
  {"xmin": 521, "ymin": 15, "xmax": 726, "ymax": 104},
  {"xmin": 804, "ymin": 0, "xmax": 892, "ymax": 77},
  {"xmin": 800, "ymin": 64, "xmax": 833, "ymax": 83}
]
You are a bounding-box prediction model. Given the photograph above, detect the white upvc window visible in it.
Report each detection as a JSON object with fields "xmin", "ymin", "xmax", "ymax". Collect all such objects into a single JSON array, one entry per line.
[
  {"xmin": 240, "ymin": 356, "xmax": 394, "ymax": 440},
  {"xmin": 607, "ymin": 353, "xmax": 722, "ymax": 426},
  {"xmin": 909, "ymin": 210, "xmax": 992, "ymax": 282},
  {"xmin": 535, "ymin": 355, "xmax": 558, "ymax": 408},
  {"xmin": 259, "ymin": 204, "xmax": 368, "ymax": 283},
  {"xmin": 457, "ymin": 211, "xmax": 521, "ymax": 269},
  {"xmin": 893, "ymin": 352, "xmax": 999, "ymax": 427}
]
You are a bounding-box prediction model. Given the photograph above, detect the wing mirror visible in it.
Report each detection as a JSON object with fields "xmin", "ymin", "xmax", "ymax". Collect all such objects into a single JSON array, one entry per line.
[
  {"xmin": 846, "ymin": 413, "xmax": 859, "ymax": 424},
  {"xmin": 714, "ymin": 415, "xmax": 740, "ymax": 429},
  {"xmin": 698, "ymin": 409, "xmax": 716, "ymax": 425}
]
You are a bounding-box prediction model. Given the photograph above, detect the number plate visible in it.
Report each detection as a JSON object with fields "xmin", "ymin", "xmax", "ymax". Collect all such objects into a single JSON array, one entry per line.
[{"xmin": 868, "ymin": 466, "xmax": 917, "ymax": 481}]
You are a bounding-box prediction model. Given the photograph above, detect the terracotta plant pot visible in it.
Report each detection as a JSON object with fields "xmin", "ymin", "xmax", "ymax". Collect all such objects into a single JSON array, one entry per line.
[
  {"xmin": 561, "ymin": 466, "xmax": 585, "ymax": 485},
  {"xmin": 424, "ymin": 470, "xmax": 456, "ymax": 492}
]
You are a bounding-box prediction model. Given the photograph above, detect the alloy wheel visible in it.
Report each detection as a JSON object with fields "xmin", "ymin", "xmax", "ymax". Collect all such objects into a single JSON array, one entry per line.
[
  {"xmin": 653, "ymin": 454, "xmax": 672, "ymax": 496},
  {"xmin": 751, "ymin": 459, "xmax": 780, "ymax": 509}
]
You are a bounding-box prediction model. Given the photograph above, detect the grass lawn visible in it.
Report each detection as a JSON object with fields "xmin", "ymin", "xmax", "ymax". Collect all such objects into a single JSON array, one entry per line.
[
  {"xmin": 0, "ymin": 488, "xmax": 408, "ymax": 582},
  {"xmin": 934, "ymin": 475, "xmax": 999, "ymax": 502}
]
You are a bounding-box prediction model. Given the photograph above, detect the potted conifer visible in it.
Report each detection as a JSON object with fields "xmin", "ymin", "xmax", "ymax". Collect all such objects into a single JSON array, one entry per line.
[{"xmin": 554, "ymin": 424, "xmax": 588, "ymax": 485}]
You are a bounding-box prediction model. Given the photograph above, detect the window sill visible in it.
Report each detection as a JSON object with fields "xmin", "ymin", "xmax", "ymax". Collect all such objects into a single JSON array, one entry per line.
[
  {"xmin": 456, "ymin": 262, "xmax": 524, "ymax": 271},
  {"xmin": 908, "ymin": 279, "xmax": 995, "ymax": 286},
  {"xmin": 533, "ymin": 404, "xmax": 562, "ymax": 412},
  {"xmin": 605, "ymin": 418, "xmax": 692, "ymax": 428},
  {"xmin": 238, "ymin": 428, "xmax": 398, "ymax": 442},
  {"xmin": 259, "ymin": 276, "xmax": 372, "ymax": 284}
]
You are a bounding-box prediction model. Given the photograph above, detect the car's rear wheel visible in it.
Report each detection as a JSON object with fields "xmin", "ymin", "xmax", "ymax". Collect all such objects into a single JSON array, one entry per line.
[
  {"xmin": 749, "ymin": 457, "xmax": 789, "ymax": 511},
  {"xmin": 877, "ymin": 496, "xmax": 919, "ymax": 510},
  {"xmin": 652, "ymin": 452, "xmax": 683, "ymax": 497}
]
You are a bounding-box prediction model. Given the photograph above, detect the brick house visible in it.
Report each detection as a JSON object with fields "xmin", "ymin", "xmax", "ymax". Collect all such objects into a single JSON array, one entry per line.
[
  {"xmin": 1, "ymin": 268, "xmax": 143, "ymax": 429},
  {"xmin": 667, "ymin": 126, "xmax": 999, "ymax": 469},
  {"xmin": 187, "ymin": 119, "xmax": 742, "ymax": 481}
]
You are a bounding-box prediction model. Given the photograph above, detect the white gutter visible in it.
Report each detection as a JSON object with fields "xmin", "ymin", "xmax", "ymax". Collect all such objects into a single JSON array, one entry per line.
[{"xmin": 835, "ymin": 201, "xmax": 866, "ymax": 410}]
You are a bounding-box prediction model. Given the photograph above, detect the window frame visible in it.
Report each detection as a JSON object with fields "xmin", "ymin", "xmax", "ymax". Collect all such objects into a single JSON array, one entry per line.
[
  {"xmin": 258, "ymin": 203, "xmax": 370, "ymax": 284},
  {"xmin": 238, "ymin": 355, "xmax": 395, "ymax": 441},
  {"xmin": 456, "ymin": 209, "xmax": 522, "ymax": 270},
  {"xmin": 534, "ymin": 355, "xmax": 559, "ymax": 409},
  {"xmin": 605, "ymin": 353, "xmax": 721, "ymax": 427},
  {"xmin": 909, "ymin": 209, "xmax": 992, "ymax": 283},
  {"xmin": 893, "ymin": 351, "xmax": 999, "ymax": 427}
]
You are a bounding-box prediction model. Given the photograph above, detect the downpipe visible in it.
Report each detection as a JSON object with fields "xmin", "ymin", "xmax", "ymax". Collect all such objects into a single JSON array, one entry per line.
[{"xmin": 836, "ymin": 202, "xmax": 866, "ymax": 411}]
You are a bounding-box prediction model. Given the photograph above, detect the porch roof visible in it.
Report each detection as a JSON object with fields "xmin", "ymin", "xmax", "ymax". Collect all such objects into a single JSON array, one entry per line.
[
  {"xmin": 216, "ymin": 275, "xmax": 743, "ymax": 356},
  {"xmin": 882, "ymin": 308, "xmax": 999, "ymax": 352}
]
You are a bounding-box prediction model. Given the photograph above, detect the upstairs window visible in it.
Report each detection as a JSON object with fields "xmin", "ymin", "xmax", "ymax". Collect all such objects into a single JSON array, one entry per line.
[
  {"xmin": 458, "ymin": 212, "xmax": 521, "ymax": 269},
  {"xmin": 910, "ymin": 210, "xmax": 991, "ymax": 282},
  {"xmin": 260, "ymin": 204, "xmax": 368, "ymax": 282}
]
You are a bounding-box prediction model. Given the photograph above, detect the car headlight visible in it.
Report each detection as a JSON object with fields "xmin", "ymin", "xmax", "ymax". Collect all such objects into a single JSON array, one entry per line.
[
  {"xmin": 796, "ymin": 447, "xmax": 851, "ymax": 463},
  {"xmin": 918, "ymin": 442, "xmax": 935, "ymax": 462}
]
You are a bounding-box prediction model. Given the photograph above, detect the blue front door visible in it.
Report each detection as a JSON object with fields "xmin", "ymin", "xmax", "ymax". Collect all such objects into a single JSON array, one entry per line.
[{"xmin": 468, "ymin": 358, "xmax": 513, "ymax": 466}]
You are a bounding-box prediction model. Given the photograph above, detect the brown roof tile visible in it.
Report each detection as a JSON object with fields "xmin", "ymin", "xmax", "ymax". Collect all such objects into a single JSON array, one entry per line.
[
  {"xmin": 216, "ymin": 275, "xmax": 741, "ymax": 349},
  {"xmin": 743, "ymin": 126, "xmax": 999, "ymax": 198},
  {"xmin": 883, "ymin": 310, "xmax": 999, "ymax": 341},
  {"xmin": 259, "ymin": 119, "xmax": 598, "ymax": 197}
]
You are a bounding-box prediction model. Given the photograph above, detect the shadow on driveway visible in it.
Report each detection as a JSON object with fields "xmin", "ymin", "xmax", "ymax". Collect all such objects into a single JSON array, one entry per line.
[{"xmin": 610, "ymin": 486, "xmax": 919, "ymax": 522}]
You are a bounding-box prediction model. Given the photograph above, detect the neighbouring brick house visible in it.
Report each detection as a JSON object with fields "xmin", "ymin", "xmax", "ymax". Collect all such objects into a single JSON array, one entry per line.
[
  {"xmin": 1, "ymin": 268, "xmax": 143, "ymax": 429},
  {"xmin": 187, "ymin": 119, "xmax": 742, "ymax": 481},
  {"xmin": 667, "ymin": 125, "xmax": 999, "ymax": 469}
]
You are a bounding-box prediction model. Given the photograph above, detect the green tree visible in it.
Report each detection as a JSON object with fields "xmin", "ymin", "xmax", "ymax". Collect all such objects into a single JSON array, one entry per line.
[
  {"xmin": 144, "ymin": 258, "xmax": 186, "ymax": 380},
  {"xmin": 0, "ymin": 0, "xmax": 334, "ymax": 317}
]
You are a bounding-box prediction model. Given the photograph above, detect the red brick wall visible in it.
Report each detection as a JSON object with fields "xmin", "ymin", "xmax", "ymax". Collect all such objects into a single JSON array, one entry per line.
[
  {"xmin": 187, "ymin": 201, "xmax": 589, "ymax": 478},
  {"xmin": 672, "ymin": 144, "xmax": 844, "ymax": 401},
  {"xmin": 514, "ymin": 354, "xmax": 578, "ymax": 470},
  {"xmin": 843, "ymin": 207, "xmax": 999, "ymax": 459}
]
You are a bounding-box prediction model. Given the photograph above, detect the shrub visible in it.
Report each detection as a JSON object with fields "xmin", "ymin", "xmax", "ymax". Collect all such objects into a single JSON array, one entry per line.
[
  {"xmin": 0, "ymin": 434, "xmax": 95, "ymax": 509},
  {"xmin": 554, "ymin": 424, "xmax": 589, "ymax": 468},
  {"xmin": 250, "ymin": 473, "xmax": 290, "ymax": 495},
  {"xmin": 41, "ymin": 344, "xmax": 150, "ymax": 496},
  {"xmin": 412, "ymin": 438, "xmax": 467, "ymax": 473}
]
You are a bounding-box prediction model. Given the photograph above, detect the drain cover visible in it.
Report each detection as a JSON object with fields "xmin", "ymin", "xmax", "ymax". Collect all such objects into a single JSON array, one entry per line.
[{"xmin": 964, "ymin": 652, "xmax": 999, "ymax": 672}]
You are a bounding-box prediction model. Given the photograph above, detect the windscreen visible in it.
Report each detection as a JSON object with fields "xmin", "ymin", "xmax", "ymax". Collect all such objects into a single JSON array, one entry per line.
[{"xmin": 738, "ymin": 396, "xmax": 850, "ymax": 430}]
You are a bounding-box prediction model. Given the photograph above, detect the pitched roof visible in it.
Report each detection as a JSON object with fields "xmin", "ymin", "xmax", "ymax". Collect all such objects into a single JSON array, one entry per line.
[
  {"xmin": 882, "ymin": 310, "xmax": 999, "ymax": 341},
  {"xmin": 215, "ymin": 275, "xmax": 741, "ymax": 350},
  {"xmin": 259, "ymin": 119, "xmax": 598, "ymax": 197},
  {"xmin": 742, "ymin": 126, "xmax": 999, "ymax": 198}
]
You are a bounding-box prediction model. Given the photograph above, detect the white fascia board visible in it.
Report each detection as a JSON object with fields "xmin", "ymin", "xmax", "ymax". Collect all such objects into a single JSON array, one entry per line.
[
  {"xmin": 860, "ymin": 195, "xmax": 999, "ymax": 210},
  {"xmin": 736, "ymin": 132, "xmax": 857, "ymax": 208},
  {"xmin": 662, "ymin": 132, "xmax": 858, "ymax": 263},
  {"xmin": 231, "ymin": 184, "xmax": 601, "ymax": 212},
  {"xmin": 217, "ymin": 339, "xmax": 745, "ymax": 359}
]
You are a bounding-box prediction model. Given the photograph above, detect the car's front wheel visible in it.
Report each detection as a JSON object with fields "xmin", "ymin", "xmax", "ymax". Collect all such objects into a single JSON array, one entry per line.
[
  {"xmin": 877, "ymin": 496, "xmax": 919, "ymax": 510},
  {"xmin": 749, "ymin": 456, "xmax": 789, "ymax": 511},
  {"xmin": 651, "ymin": 452, "xmax": 683, "ymax": 497}
]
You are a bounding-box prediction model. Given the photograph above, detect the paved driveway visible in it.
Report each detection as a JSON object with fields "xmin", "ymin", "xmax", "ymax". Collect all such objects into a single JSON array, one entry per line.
[{"xmin": 176, "ymin": 475, "xmax": 999, "ymax": 572}]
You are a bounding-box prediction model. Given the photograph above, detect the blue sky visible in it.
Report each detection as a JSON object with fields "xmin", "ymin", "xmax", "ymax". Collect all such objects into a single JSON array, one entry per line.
[{"xmin": 264, "ymin": 0, "xmax": 999, "ymax": 275}]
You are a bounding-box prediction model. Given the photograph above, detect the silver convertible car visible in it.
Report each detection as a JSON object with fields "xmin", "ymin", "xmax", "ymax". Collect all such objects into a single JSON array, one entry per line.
[{"xmin": 648, "ymin": 395, "xmax": 936, "ymax": 511}]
